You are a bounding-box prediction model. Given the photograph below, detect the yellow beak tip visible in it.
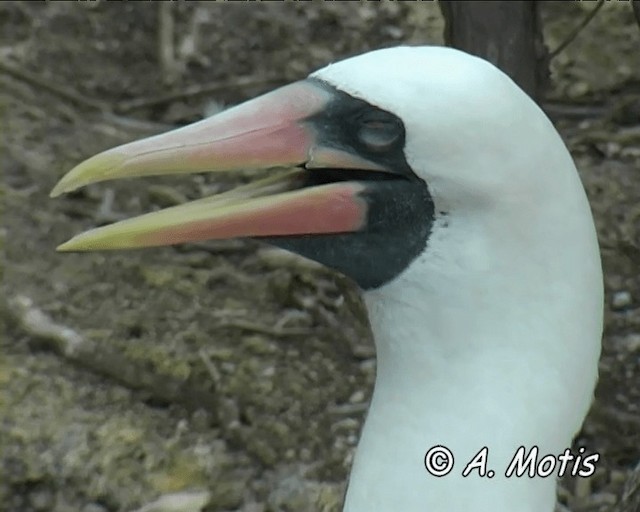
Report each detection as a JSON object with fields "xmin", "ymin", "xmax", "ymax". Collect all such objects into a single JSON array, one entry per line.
[
  {"xmin": 56, "ymin": 241, "xmax": 74, "ymax": 252},
  {"xmin": 49, "ymin": 187, "xmax": 64, "ymax": 198},
  {"xmin": 50, "ymin": 152, "xmax": 125, "ymax": 198},
  {"xmin": 50, "ymin": 173, "xmax": 80, "ymax": 197}
]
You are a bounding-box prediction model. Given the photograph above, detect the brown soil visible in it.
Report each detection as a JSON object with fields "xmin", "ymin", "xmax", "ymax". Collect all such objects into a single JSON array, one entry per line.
[{"xmin": 1, "ymin": 2, "xmax": 639, "ymax": 512}]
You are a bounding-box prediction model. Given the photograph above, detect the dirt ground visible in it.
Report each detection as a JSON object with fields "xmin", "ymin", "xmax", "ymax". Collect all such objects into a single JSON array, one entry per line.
[{"xmin": 1, "ymin": 2, "xmax": 639, "ymax": 512}]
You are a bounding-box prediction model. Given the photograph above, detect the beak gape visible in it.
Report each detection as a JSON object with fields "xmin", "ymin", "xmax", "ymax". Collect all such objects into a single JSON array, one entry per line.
[{"xmin": 52, "ymin": 80, "xmax": 394, "ymax": 252}]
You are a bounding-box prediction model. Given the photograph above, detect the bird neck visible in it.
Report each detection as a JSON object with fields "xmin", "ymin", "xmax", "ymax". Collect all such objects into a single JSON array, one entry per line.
[{"xmin": 343, "ymin": 206, "xmax": 602, "ymax": 512}]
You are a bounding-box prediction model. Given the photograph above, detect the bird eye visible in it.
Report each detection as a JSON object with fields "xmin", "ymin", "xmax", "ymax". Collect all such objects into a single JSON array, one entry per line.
[{"xmin": 356, "ymin": 115, "xmax": 403, "ymax": 152}]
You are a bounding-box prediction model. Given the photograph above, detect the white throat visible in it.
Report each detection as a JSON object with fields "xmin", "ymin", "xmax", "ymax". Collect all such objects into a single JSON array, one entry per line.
[{"xmin": 343, "ymin": 180, "xmax": 602, "ymax": 511}]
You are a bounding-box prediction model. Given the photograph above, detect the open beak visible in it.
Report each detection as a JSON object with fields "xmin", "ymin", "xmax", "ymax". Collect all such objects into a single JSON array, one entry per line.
[{"xmin": 51, "ymin": 79, "xmax": 396, "ymax": 252}]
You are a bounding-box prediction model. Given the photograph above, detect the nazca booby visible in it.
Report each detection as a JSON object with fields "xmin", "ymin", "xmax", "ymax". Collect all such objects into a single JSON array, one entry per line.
[{"xmin": 51, "ymin": 47, "xmax": 603, "ymax": 512}]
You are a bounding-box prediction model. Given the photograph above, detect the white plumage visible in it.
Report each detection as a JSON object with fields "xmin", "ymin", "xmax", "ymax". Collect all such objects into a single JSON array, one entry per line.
[{"xmin": 314, "ymin": 47, "xmax": 603, "ymax": 512}]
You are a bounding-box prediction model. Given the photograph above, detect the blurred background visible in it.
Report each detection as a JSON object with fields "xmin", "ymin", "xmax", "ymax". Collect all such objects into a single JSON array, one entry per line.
[{"xmin": 1, "ymin": 2, "xmax": 639, "ymax": 511}]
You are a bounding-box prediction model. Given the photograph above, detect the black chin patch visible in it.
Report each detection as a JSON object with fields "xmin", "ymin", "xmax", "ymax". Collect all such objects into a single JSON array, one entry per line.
[
  {"xmin": 264, "ymin": 179, "xmax": 433, "ymax": 290},
  {"xmin": 260, "ymin": 79, "xmax": 434, "ymax": 290}
]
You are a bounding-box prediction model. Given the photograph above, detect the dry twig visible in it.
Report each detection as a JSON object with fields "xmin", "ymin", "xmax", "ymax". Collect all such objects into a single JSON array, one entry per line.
[
  {"xmin": 549, "ymin": 0, "xmax": 606, "ymax": 60},
  {"xmin": 218, "ymin": 318, "xmax": 315, "ymax": 338},
  {"xmin": 2, "ymin": 55, "xmax": 290, "ymax": 120},
  {"xmin": 0, "ymin": 59, "xmax": 108, "ymax": 112},
  {"xmin": 115, "ymin": 75, "xmax": 289, "ymax": 114}
]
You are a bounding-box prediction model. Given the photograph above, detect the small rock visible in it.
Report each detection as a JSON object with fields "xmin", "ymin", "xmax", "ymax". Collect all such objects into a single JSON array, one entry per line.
[
  {"xmin": 615, "ymin": 334, "xmax": 640, "ymax": 352},
  {"xmin": 267, "ymin": 474, "xmax": 344, "ymax": 512},
  {"xmin": 349, "ymin": 390, "xmax": 365, "ymax": 403},
  {"xmin": 612, "ymin": 291, "xmax": 632, "ymax": 310},
  {"xmin": 383, "ymin": 26, "xmax": 404, "ymax": 39},
  {"xmin": 131, "ymin": 490, "xmax": 211, "ymax": 512},
  {"xmin": 331, "ymin": 418, "xmax": 360, "ymax": 433}
]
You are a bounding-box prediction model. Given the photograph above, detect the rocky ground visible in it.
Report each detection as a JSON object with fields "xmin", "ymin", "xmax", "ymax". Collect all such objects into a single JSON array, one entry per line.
[{"xmin": 1, "ymin": 2, "xmax": 639, "ymax": 512}]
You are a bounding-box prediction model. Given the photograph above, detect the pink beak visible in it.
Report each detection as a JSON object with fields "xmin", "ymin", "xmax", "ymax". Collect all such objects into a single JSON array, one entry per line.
[{"xmin": 51, "ymin": 80, "xmax": 390, "ymax": 252}]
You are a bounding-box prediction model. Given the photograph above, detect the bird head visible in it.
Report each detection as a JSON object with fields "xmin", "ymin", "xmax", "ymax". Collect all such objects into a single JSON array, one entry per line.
[{"xmin": 51, "ymin": 46, "xmax": 582, "ymax": 290}]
